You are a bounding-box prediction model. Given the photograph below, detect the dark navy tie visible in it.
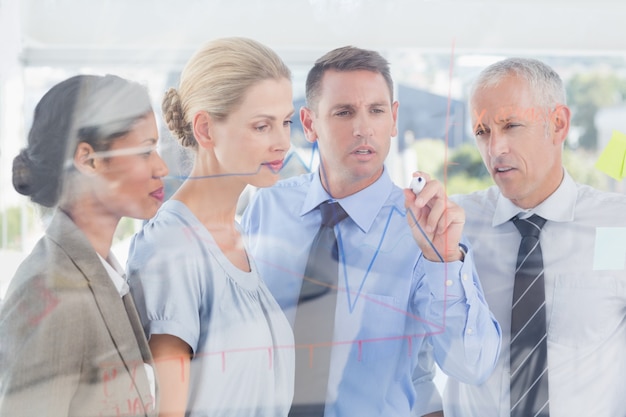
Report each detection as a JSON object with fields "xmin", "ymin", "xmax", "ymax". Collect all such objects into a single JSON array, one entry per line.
[
  {"xmin": 290, "ymin": 200, "xmax": 348, "ymax": 417},
  {"xmin": 510, "ymin": 214, "xmax": 550, "ymax": 417}
]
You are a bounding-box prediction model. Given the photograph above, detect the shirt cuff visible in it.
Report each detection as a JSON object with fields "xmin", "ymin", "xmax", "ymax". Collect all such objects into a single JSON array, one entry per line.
[
  {"xmin": 147, "ymin": 319, "xmax": 198, "ymax": 355},
  {"xmin": 411, "ymin": 380, "xmax": 443, "ymax": 416},
  {"xmin": 420, "ymin": 244, "xmax": 475, "ymax": 301}
]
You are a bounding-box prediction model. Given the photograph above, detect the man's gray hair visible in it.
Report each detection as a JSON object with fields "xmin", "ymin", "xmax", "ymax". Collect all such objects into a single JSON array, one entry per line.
[{"xmin": 470, "ymin": 57, "xmax": 566, "ymax": 109}]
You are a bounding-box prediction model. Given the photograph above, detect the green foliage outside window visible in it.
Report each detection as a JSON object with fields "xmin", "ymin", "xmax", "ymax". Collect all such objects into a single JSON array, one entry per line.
[
  {"xmin": 567, "ymin": 72, "xmax": 626, "ymax": 150},
  {"xmin": 410, "ymin": 138, "xmax": 615, "ymax": 196},
  {"xmin": 0, "ymin": 205, "xmax": 36, "ymax": 250}
]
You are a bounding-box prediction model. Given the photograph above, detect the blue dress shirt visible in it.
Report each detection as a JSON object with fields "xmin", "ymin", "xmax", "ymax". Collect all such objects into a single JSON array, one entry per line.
[{"xmin": 241, "ymin": 169, "xmax": 501, "ymax": 416}]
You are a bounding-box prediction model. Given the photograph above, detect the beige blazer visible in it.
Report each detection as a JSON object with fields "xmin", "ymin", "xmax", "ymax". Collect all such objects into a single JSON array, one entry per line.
[{"xmin": 0, "ymin": 211, "xmax": 157, "ymax": 417}]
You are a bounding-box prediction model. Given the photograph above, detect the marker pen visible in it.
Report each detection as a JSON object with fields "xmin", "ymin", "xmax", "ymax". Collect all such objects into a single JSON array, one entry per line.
[{"xmin": 410, "ymin": 176, "xmax": 426, "ymax": 195}]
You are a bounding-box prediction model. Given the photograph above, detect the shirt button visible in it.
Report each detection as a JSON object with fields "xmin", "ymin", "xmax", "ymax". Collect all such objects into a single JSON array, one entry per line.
[
  {"xmin": 467, "ymin": 328, "xmax": 473, "ymax": 335},
  {"xmin": 445, "ymin": 279, "xmax": 453, "ymax": 287},
  {"xmin": 462, "ymin": 273, "xmax": 468, "ymax": 281}
]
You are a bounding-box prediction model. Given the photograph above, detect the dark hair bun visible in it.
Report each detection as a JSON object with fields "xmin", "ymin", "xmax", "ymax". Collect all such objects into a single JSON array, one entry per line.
[
  {"xmin": 13, "ymin": 74, "xmax": 152, "ymax": 208},
  {"xmin": 12, "ymin": 149, "xmax": 34, "ymax": 196},
  {"xmin": 12, "ymin": 147, "xmax": 61, "ymax": 208}
]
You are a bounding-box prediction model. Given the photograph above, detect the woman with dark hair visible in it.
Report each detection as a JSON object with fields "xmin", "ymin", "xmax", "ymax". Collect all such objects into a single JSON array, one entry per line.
[{"xmin": 0, "ymin": 74, "xmax": 168, "ymax": 417}]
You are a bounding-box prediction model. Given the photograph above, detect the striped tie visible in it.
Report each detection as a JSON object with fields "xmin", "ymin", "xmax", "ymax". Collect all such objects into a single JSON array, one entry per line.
[{"xmin": 510, "ymin": 214, "xmax": 549, "ymax": 417}]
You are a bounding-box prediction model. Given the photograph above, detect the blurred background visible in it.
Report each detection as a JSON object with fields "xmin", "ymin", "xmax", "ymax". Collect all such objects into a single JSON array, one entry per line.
[{"xmin": 2, "ymin": 0, "xmax": 626, "ymax": 301}]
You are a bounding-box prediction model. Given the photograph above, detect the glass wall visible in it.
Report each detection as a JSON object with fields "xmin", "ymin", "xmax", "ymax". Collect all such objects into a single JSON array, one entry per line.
[{"xmin": 2, "ymin": 0, "xmax": 626, "ymax": 414}]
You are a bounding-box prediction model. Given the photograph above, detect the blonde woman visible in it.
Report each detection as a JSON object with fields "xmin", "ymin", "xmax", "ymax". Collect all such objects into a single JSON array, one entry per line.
[{"xmin": 127, "ymin": 37, "xmax": 294, "ymax": 417}]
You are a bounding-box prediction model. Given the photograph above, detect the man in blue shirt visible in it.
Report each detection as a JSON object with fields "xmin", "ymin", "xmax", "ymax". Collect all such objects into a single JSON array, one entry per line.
[{"xmin": 241, "ymin": 46, "xmax": 501, "ymax": 417}]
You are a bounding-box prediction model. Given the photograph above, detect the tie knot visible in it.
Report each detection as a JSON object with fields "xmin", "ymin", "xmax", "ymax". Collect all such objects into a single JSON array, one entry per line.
[
  {"xmin": 319, "ymin": 200, "xmax": 349, "ymax": 227},
  {"xmin": 512, "ymin": 214, "xmax": 546, "ymax": 238}
]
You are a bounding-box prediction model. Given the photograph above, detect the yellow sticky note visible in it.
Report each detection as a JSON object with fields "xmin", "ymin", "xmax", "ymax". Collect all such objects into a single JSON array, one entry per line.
[{"xmin": 595, "ymin": 130, "xmax": 626, "ymax": 180}]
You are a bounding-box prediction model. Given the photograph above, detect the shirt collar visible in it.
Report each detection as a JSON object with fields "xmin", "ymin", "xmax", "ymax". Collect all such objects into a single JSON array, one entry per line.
[
  {"xmin": 97, "ymin": 252, "xmax": 129, "ymax": 297},
  {"xmin": 492, "ymin": 168, "xmax": 577, "ymax": 227},
  {"xmin": 300, "ymin": 168, "xmax": 394, "ymax": 233}
]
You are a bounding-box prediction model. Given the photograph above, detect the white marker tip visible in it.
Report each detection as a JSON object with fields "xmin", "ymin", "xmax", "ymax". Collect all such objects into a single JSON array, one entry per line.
[{"xmin": 410, "ymin": 176, "xmax": 425, "ymax": 195}]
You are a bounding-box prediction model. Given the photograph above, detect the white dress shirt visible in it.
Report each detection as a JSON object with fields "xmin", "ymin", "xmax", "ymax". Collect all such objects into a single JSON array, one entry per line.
[
  {"xmin": 446, "ymin": 170, "xmax": 626, "ymax": 417},
  {"xmin": 98, "ymin": 252, "xmax": 156, "ymax": 399},
  {"xmin": 98, "ymin": 253, "xmax": 129, "ymax": 296}
]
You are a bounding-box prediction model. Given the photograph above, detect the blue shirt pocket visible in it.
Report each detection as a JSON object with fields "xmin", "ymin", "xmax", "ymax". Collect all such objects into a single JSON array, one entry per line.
[{"xmin": 346, "ymin": 292, "xmax": 409, "ymax": 363}]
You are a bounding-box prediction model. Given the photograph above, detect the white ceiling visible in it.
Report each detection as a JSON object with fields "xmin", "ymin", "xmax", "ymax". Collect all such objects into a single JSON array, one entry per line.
[{"xmin": 12, "ymin": 0, "xmax": 626, "ymax": 70}]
